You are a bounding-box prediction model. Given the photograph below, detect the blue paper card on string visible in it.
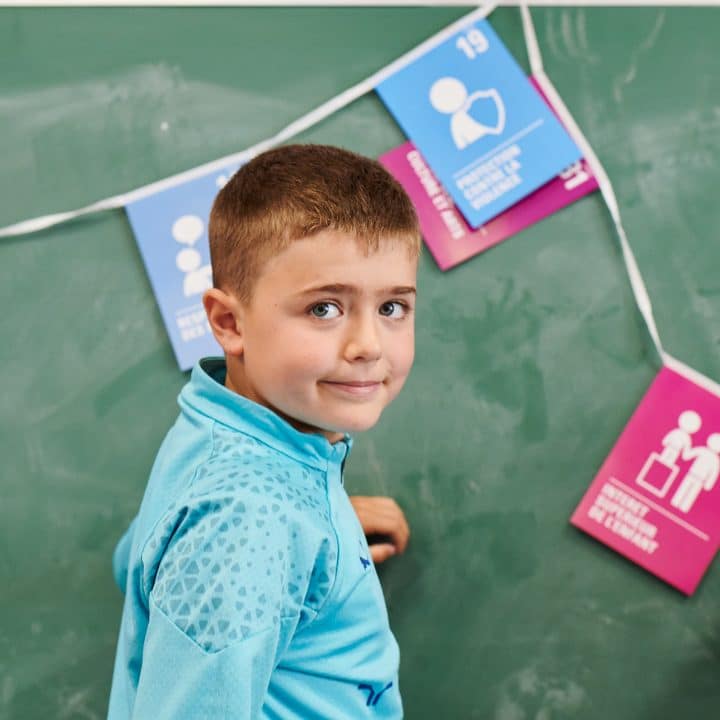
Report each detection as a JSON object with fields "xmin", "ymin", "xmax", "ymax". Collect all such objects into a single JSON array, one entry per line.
[
  {"xmin": 376, "ymin": 19, "xmax": 582, "ymax": 229},
  {"xmin": 126, "ymin": 163, "xmax": 240, "ymax": 371}
]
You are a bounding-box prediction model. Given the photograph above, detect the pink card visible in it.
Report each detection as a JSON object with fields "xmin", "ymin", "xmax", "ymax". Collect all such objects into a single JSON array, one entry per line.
[
  {"xmin": 571, "ymin": 362, "xmax": 720, "ymax": 595},
  {"xmin": 379, "ymin": 141, "xmax": 597, "ymax": 271}
]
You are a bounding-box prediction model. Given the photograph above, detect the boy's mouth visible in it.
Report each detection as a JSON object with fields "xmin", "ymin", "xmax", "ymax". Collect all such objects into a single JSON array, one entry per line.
[{"xmin": 320, "ymin": 380, "xmax": 384, "ymax": 397}]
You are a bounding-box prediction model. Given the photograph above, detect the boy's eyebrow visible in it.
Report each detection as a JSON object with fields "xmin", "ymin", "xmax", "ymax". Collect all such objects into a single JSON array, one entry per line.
[{"xmin": 297, "ymin": 283, "xmax": 416, "ymax": 296}]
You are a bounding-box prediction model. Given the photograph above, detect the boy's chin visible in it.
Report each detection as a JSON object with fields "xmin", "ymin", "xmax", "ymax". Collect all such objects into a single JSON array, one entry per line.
[{"xmin": 306, "ymin": 410, "xmax": 385, "ymax": 438}]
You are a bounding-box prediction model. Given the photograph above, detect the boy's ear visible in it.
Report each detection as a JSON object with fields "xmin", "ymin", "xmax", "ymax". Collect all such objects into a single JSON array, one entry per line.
[{"xmin": 203, "ymin": 288, "xmax": 245, "ymax": 357}]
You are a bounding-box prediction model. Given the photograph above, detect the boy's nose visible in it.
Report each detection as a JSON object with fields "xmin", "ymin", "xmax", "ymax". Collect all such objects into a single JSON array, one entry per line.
[{"xmin": 343, "ymin": 315, "xmax": 382, "ymax": 362}]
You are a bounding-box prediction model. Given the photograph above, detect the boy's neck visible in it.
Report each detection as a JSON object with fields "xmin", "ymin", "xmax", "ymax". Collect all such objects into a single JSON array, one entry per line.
[{"xmin": 223, "ymin": 356, "xmax": 345, "ymax": 444}]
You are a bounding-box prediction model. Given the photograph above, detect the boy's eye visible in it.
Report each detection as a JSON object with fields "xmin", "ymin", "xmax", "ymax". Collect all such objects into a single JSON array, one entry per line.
[
  {"xmin": 378, "ymin": 301, "xmax": 408, "ymax": 319},
  {"xmin": 310, "ymin": 302, "xmax": 341, "ymax": 319}
]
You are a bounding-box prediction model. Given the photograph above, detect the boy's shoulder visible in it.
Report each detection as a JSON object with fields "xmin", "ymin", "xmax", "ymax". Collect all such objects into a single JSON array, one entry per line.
[
  {"xmin": 192, "ymin": 422, "xmax": 330, "ymax": 515},
  {"xmin": 146, "ymin": 418, "xmax": 333, "ymax": 551},
  {"xmin": 150, "ymin": 406, "xmax": 328, "ymax": 512}
]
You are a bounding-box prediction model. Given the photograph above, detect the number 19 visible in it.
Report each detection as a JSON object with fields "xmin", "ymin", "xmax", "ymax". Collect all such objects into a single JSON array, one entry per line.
[{"xmin": 456, "ymin": 28, "xmax": 489, "ymax": 59}]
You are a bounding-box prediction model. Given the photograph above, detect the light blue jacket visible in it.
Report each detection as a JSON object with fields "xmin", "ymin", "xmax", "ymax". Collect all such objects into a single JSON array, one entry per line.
[{"xmin": 108, "ymin": 358, "xmax": 402, "ymax": 719}]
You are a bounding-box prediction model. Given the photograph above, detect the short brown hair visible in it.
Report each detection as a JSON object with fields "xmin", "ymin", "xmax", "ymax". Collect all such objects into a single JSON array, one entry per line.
[{"xmin": 208, "ymin": 144, "xmax": 420, "ymax": 302}]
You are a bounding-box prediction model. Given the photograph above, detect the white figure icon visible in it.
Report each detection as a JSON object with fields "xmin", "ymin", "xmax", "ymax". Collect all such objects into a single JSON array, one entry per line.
[
  {"xmin": 176, "ymin": 247, "xmax": 213, "ymax": 296},
  {"xmin": 172, "ymin": 214, "xmax": 212, "ymax": 297},
  {"xmin": 429, "ymin": 76, "xmax": 506, "ymax": 150},
  {"xmin": 670, "ymin": 433, "xmax": 720, "ymax": 513},
  {"xmin": 660, "ymin": 410, "xmax": 701, "ymax": 464},
  {"xmin": 635, "ymin": 410, "xmax": 701, "ymax": 498}
]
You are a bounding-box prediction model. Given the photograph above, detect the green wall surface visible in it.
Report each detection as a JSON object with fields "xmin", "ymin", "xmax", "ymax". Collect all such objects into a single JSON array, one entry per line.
[{"xmin": 2, "ymin": 6, "xmax": 720, "ymax": 719}]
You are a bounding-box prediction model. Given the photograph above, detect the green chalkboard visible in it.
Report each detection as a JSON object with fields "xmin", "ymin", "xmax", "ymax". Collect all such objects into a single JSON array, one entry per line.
[{"xmin": 2, "ymin": 6, "xmax": 720, "ymax": 719}]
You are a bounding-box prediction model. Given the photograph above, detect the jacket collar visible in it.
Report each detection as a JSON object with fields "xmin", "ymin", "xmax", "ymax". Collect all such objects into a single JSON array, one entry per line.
[{"xmin": 179, "ymin": 357, "xmax": 352, "ymax": 471}]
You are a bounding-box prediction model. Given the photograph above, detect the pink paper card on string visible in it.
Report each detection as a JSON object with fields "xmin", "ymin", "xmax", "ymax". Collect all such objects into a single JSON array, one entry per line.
[{"xmin": 571, "ymin": 362, "xmax": 720, "ymax": 595}]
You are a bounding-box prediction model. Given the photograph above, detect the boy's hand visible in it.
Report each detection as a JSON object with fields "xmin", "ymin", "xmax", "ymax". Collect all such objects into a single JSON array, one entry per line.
[{"xmin": 349, "ymin": 496, "xmax": 410, "ymax": 564}]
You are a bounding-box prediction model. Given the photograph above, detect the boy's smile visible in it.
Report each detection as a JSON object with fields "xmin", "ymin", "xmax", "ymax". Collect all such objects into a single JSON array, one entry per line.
[{"xmin": 215, "ymin": 230, "xmax": 418, "ymax": 442}]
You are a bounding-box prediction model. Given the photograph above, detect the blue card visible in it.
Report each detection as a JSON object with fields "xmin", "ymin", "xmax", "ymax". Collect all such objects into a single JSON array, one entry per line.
[
  {"xmin": 377, "ymin": 20, "xmax": 581, "ymax": 229},
  {"xmin": 126, "ymin": 164, "xmax": 240, "ymax": 371}
]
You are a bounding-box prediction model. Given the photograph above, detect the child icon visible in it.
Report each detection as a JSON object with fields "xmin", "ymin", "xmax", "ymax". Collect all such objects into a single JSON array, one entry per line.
[
  {"xmin": 429, "ymin": 76, "xmax": 506, "ymax": 150},
  {"xmin": 670, "ymin": 433, "xmax": 720, "ymax": 513},
  {"xmin": 176, "ymin": 247, "xmax": 212, "ymax": 297},
  {"xmin": 172, "ymin": 214, "xmax": 212, "ymax": 297},
  {"xmin": 660, "ymin": 410, "xmax": 701, "ymax": 464},
  {"xmin": 635, "ymin": 410, "xmax": 701, "ymax": 498}
]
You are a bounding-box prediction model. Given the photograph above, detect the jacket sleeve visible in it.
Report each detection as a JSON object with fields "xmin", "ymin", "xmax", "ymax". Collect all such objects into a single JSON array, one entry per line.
[
  {"xmin": 133, "ymin": 598, "xmax": 296, "ymax": 719},
  {"xmin": 112, "ymin": 517, "xmax": 137, "ymax": 592},
  {"xmin": 132, "ymin": 491, "xmax": 318, "ymax": 719}
]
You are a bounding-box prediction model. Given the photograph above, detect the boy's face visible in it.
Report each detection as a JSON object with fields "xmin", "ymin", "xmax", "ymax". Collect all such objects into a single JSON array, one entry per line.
[{"xmin": 228, "ymin": 230, "xmax": 417, "ymax": 442}]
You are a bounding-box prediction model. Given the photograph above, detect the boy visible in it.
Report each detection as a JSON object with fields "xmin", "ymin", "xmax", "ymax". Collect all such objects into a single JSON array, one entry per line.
[{"xmin": 108, "ymin": 144, "xmax": 421, "ymax": 719}]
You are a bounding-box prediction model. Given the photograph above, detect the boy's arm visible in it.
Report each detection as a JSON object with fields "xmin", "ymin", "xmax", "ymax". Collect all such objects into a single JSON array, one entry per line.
[
  {"xmin": 131, "ymin": 495, "xmax": 311, "ymax": 720},
  {"xmin": 112, "ymin": 517, "xmax": 137, "ymax": 592},
  {"xmin": 133, "ymin": 600, "xmax": 290, "ymax": 719},
  {"xmin": 350, "ymin": 496, "xmax": 410, "ymax": 563}
]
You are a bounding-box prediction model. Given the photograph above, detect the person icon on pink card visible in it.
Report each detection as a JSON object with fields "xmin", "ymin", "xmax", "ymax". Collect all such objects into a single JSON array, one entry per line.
[
  {"xmin": 636, "ymin": 410, "xmax": 701, "ymax": 498},
  {"xmin": 670, "ymin": 433, "xmax": 720, "ymax": 513},
  {"xmin": 660, "ymin": 410, "xmax": 702, "ymax": 464}
]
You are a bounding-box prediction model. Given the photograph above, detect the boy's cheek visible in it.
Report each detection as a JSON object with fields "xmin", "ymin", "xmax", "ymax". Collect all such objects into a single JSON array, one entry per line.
[
  {"xmin": 388, "ymin": 364, "xmax": 414, "ymax": 403},
  {"xmin": 399, "ymin": 340, "xmax": 416, "ymax": 374}
]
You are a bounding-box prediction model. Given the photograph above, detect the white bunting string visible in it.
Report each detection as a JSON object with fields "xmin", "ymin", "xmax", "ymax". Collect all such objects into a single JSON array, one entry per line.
[
  {"xmin": 0, "ymin": 2, "xmax": 497, "ymax": 240},
  {"xmin": 520, "ymin": 2, "xmax": 666, "ymax": 366}
]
